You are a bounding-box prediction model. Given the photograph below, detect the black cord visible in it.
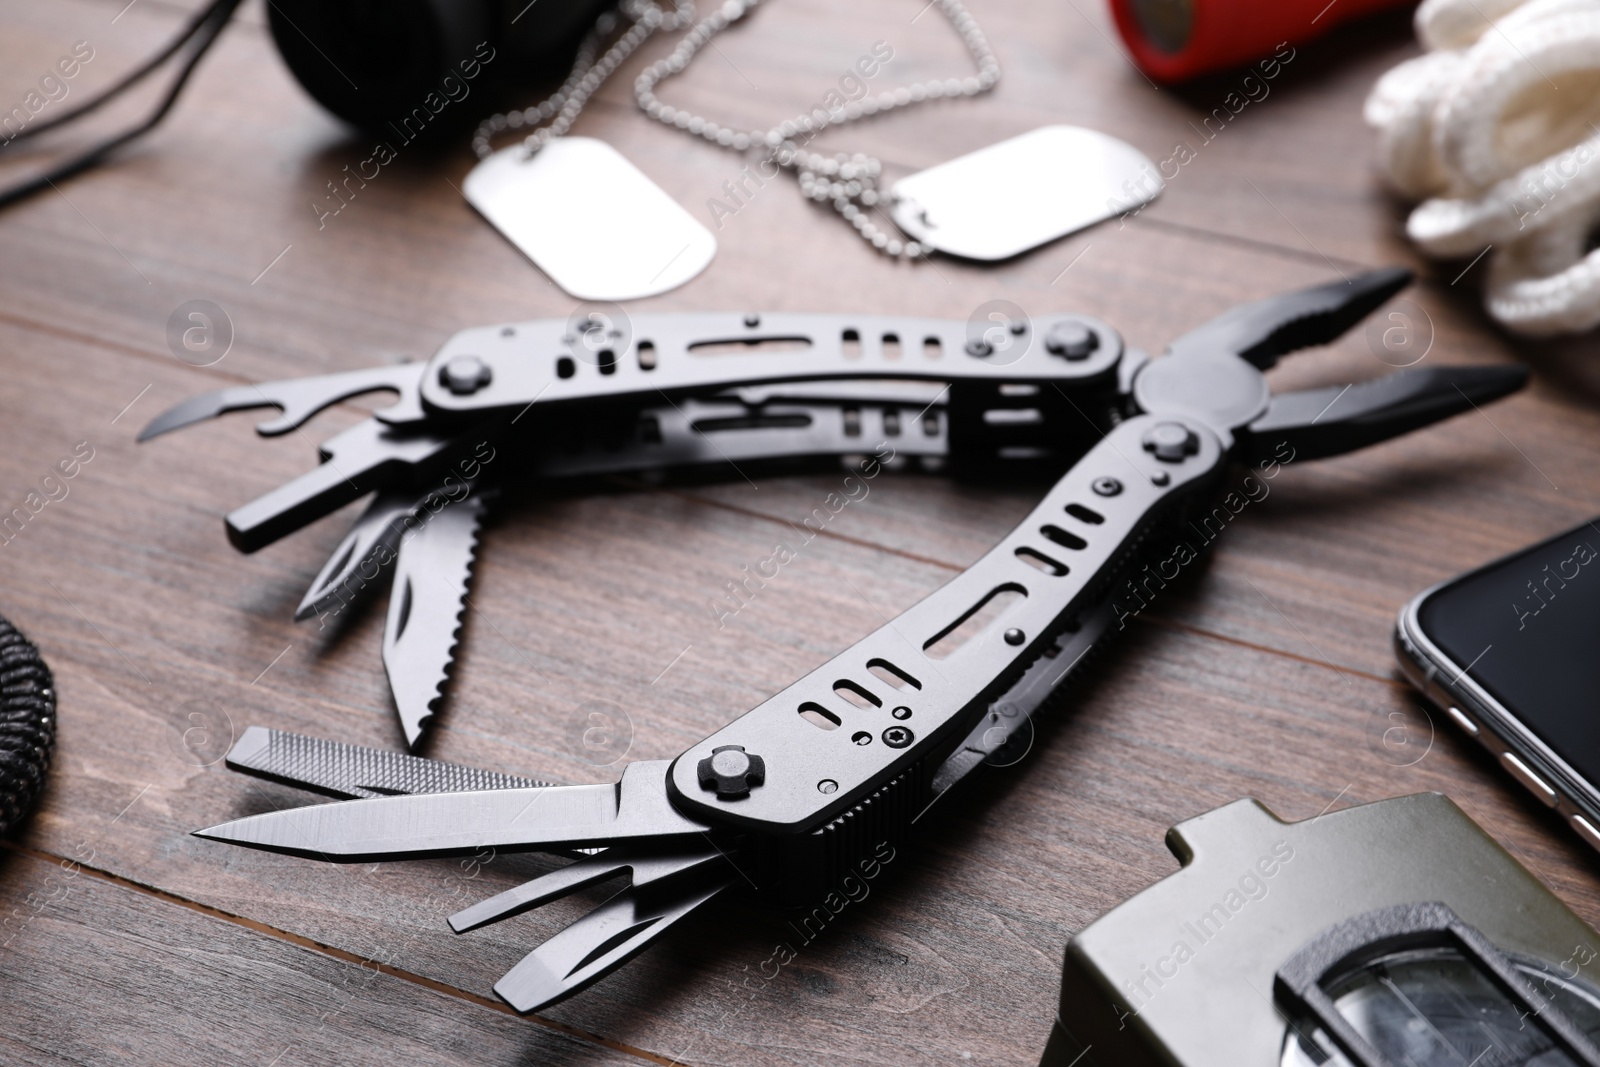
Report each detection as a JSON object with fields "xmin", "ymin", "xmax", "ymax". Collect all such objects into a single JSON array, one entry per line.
[
  {"xmin": 0, "ymin": 616, "xmax": 55, "ymax": 837},
  {"xmin": 0, "ymin": 0, "xmax": 246, "ymax": 210}
]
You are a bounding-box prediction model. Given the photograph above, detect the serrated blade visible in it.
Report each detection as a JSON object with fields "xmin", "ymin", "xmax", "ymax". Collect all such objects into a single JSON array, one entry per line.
[
  {"xmin": 192, "ymin": 759, "xmax": 711, "ymax": 860},
  {"xmin": 382, "ymin": 492, "xmax": 487, "ymax": 747}
]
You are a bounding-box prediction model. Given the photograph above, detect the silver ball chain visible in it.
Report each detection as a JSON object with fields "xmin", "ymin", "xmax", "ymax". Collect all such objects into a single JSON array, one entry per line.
[
  {"xmin": 472, "ymin": 0, "xmax": 698, "ymax": 160},
  {"xmin": 471, "ymin": 0, "xmax": 1000, "ymax": 260},
  {"xmin": 634, "ymin": 0, "xmax": 1000, "ymax": 260}
]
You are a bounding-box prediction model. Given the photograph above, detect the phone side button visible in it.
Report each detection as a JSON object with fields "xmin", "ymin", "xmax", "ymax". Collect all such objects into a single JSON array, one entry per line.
[
  {"xmin": 1573, "ymin": 814, "xmax": 1600, "ymax": 852},
  {"xmin": 1445, "ymin": 706, "xmax": 1479, "ymax": 737},
  {"xmin": 1501, "ymin": 751, "xmax": 1559, "ymax": 807}
]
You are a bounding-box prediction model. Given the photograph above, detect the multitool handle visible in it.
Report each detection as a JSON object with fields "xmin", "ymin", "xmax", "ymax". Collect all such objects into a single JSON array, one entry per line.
[
  {"xmin": 409, "ymin": 312, "xmax": 1124, "ymax": 420},
  {"xmin": 665, "ymin": 413, "xmax": 1228, "ymax": 835}
]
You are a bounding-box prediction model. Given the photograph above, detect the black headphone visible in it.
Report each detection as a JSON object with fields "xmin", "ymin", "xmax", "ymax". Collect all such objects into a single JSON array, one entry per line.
[
  {"xmin": 267, "ymin": 0, "xmax": 614, "ymax": 129},
  {"xmin": 0, "ymin": 0, "xmax": 613, "ymax": 209}
]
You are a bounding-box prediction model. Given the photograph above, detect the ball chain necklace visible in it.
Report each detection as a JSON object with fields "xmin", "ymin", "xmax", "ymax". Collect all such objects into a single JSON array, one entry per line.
[{"xmin": 470, "ymin": 0, "xmax": 1001, "ymax": 263}]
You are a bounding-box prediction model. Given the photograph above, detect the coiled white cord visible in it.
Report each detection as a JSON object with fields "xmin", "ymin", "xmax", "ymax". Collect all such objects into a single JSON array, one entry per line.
[{"xmin": 1365, "ymin": 0, "xmax": 1600, "ymax": 335}]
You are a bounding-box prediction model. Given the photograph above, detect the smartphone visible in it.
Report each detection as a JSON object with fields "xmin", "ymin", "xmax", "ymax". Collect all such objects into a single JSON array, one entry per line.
[{"xmin": 1395, "ymin": 517, "xmax": 1600, "ymax": 853}]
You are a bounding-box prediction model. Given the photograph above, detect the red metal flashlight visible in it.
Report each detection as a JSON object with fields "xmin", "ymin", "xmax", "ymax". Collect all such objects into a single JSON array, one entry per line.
[{"xmin": 1108, "ymin": 0, "xmax": 1415, "ymax": 83}]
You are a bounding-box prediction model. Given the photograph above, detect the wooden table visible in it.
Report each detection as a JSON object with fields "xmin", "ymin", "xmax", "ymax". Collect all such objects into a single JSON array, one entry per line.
[{"xmin": 2, "ymin": 1, "xmax": 1595, "ymax": 1063}]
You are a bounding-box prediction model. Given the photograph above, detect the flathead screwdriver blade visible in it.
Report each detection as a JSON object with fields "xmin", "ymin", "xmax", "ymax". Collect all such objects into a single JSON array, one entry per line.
[{"xmin": 494, "ymin": 876, "xmax": 733, "ymax": 1013}]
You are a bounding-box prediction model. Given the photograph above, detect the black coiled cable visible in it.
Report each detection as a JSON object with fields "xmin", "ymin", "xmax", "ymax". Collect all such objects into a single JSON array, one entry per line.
[{"xmin": 0, "ymin": 617, "xmax": 55, "ymax": 835}]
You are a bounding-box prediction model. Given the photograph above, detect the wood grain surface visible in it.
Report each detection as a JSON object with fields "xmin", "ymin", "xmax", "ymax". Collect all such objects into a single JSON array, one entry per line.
[{"xmin": 1, "ymin": 0, "xmax": 1595, "ymax": 1064}]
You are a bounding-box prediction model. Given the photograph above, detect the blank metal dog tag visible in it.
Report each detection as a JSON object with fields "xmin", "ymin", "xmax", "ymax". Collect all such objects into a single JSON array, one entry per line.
[
  {"xmin": 889, "ymin": 125, "xmax": 1161, "ymax": 261},
  {"xmin": 464, "ymin": 138, "xmax": 716, "ymax": 301}
]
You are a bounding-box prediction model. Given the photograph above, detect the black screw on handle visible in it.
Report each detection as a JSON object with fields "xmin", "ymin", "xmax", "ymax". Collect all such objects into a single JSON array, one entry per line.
[
  {"xmin": 697, "ymin": 745, "xmax": 765, "ymax": 799},
  {"xmin": 882, "ymin": 726, "xmax": 914, "ymax": 749}
]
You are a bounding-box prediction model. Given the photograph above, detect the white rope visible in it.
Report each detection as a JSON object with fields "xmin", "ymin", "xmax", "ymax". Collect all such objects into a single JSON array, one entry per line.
[{"xmin": 1365, "ymin": 0, "xmax": 1600, "ymax": 335}]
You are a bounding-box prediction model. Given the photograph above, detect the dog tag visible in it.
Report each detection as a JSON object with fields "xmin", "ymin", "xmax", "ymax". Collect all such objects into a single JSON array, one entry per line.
[
  {"xmin": 464, "ymin": 138, "xmax": 716, "ymax": 301},
  {"xmin": 889, "ymin": 126, "xmax": 1161, "ymax": 261}
]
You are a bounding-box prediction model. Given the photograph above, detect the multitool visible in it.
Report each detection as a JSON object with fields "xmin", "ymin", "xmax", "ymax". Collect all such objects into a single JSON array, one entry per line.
[{"xmin": 146, "ymin": 269, "xmax": 1526, "ymax": 1010}]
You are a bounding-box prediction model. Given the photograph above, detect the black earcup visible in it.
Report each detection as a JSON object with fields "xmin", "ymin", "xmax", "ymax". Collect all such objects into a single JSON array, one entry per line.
[
  {"xmin": 267, "ymin": 0, "xmax": 495, "ymax": 129},
  {"xmin": 267, "ymin": 0, "xmax": 620, "ymax": 132}
]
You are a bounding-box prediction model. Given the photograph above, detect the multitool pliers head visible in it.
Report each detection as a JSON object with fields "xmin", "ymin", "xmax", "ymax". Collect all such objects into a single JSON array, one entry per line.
[{"xmin": 1130, "ymin": 266, "xmax": 1523, "ymax": 466}]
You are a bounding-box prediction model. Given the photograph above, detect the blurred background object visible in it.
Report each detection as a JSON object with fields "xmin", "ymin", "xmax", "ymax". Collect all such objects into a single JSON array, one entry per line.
[
  {"xmin": 0, "ymin": 0, "xmax": 615, "ymax": 210},
  {"xmin": 1365, "ymin": 0, "xmax": 1600, "ymax": 336},
  {"xmin": 268, "ymin": 0, "xmax": 614, "ymax": 130},
  {"xmin": 1109, "ymin": 0, "xmax": 1415, "ymax": 83},
  {"xmin": 1039, "ymin": 794, "xmax": 1600, "ymax": 1066}
]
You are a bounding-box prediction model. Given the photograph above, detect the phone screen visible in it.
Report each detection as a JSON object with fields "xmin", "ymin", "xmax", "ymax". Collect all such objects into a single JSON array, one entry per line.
[{"xmin": 1419, "ymin": 518, "xmax": 1600, "ymax": 784}]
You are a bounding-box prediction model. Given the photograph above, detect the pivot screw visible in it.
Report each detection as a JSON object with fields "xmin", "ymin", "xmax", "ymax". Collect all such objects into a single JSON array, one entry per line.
[
  {"xmin": 1092, "ymin": 477, "xmax": 1123, "ymax": 497},
  {"xmin": 882, "ymin": 726, "xmax": 914, "ymax": 749},
  {"xmin": 1143, "ymin": 421, "xmax": 1199, "ymax": 463},
  {"xmin": 1004, "ymin": 628, "xmax": 1025, "ymax": 646},
  {"xmin": 441, "ymin": 355, "xmax": 493, "ymax": 395},
  {"xmin": 1045, "ymin": 321, "xmax": 1099, "ymax": 361},
  {"xmin": 697, "ymin": 744, "xmax": 766, "ymax": 799}
]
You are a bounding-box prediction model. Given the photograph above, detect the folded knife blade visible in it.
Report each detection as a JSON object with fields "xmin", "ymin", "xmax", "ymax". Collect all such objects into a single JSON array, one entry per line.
[{"xmin": 296, "ymin": 490, "xmax": 426, "ymax": 624}]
